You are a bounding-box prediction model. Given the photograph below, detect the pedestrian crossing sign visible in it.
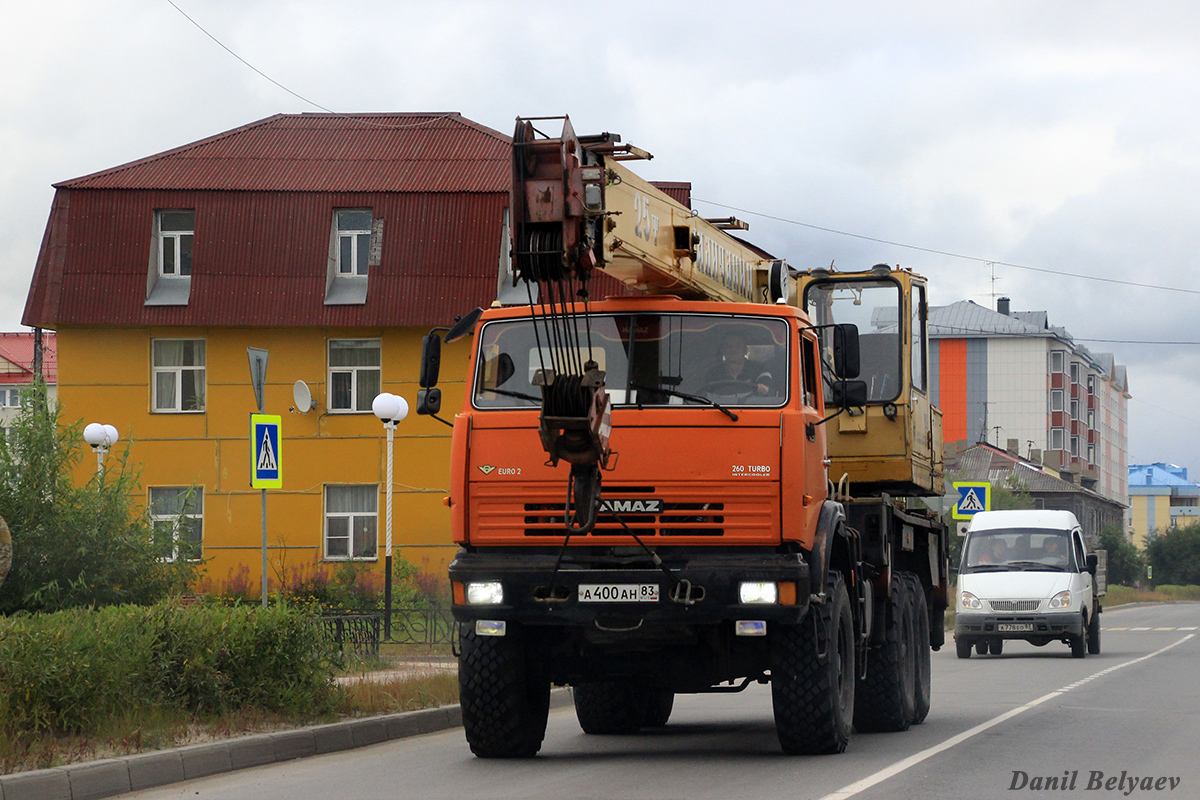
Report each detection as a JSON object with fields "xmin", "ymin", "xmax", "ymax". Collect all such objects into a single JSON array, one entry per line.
[
  {"xmin": 250, "ymin": 414, "xmax": 282, "ymax": 489},
  {"xmin": 953, "ymin": 481, "xmax": 990, "ymax": 520}
]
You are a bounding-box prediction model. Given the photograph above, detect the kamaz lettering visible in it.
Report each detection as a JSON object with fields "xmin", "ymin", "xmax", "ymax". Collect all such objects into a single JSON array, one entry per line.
[{"xmin": 599, "ymin": 498, "xmax": 663, "ymax": 514}]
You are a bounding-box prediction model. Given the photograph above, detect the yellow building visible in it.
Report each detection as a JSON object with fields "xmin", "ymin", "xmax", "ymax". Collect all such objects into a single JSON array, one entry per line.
[
  {"xmin": 23, "ymin": 113, "xmax": 515, "ymax": 596},
  {"xmin": 1127, "ymin": 463, "xmax": 1200, "ymax": 550}
]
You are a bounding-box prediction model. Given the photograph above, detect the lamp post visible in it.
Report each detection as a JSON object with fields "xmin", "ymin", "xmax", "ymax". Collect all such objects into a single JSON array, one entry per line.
[
  {"xmin": 372, "ymin": 392, "xmax": 409, "ymax": 641},
  {"xmin": 82, "ymin": 423, "xmax": 120, "ymax": 477}
]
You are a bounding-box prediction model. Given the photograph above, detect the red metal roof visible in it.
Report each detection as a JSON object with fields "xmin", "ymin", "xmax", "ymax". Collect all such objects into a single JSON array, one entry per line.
[
  {"xmin": 0, "ymin": 331, "xmax": 57, "ymax": 384},
  {"xmin": 58, "ymin": 114, "xmax": 511, "ymax": 193}
]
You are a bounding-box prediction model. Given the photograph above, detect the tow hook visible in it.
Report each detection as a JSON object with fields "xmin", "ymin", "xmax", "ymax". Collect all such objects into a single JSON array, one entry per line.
[{"xmin": 670, "ymin": 579, "xmax": 705, "ymax": 606}]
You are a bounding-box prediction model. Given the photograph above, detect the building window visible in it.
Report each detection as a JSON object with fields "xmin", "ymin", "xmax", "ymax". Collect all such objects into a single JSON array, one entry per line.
[
  {"xmin": 1070, "ymin": 435, "xmax": 1080, "ymax": 456},
  {"xmin": 153, "ymin": 339, "xmax": 205, "ymax": 412},
  {"xmin": 325, "ymin": 485, "xmax": 378, "ymax": 560},
  {"xmin": 337, "ymin": 210, "xmax": 373, "ymax": 277},
  {"xmin": 157, "ymin": 211, "xmax": 194, "ymax": 277},
  {"xmin": 1087, "ymin": 374, "xmax": 1096, "ymax": 395},
  {"xmin": 1069, "ymin": 362, "xmax": 1080, "ymax": 384},
  {"xmin": 0, "ymin": 388, "xmax": 19, "ymax": 408},
  {"xmin": 149, "ymin": 486, "xmax": 203, "ymax": 562},
  {"xmin": 1070, "ymin": 399, "xmax": 1079, "ymax": 421},
  {"xmin": 328, "ymin": 339, "xmax": 380, "ymax": 412},
  {"xmin": 1050, "ymin": 389, "xmax": 1064, "ymax": 412},
  {"xmin": 1087, "ymin": 444, "xmax": 1096, "ymax": 465},
  {"xmin": 1051, "ymin": 428, "xmax": 1065, "ymax": 450},
  {"xmin": 1050, "ymin": 350, "xmax": 1065, "ymax": 373}
]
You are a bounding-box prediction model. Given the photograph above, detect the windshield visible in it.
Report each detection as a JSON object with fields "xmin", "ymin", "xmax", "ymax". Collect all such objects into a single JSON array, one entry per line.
[
  {"xmin": 473, "ymin": 314, "xmax": 789, "ymax": 409},
  {"xmin": 804, "ymin": 278, "xmax": 902, "ymax": 403},
  {"xmin": 961, "ymin": 529, "xmax": 1075, "ymax": 573}
]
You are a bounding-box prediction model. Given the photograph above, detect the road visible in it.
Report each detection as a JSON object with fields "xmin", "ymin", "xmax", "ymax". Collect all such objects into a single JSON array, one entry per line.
[{"xmin": 122, "ymin": 603, "xmax": 1199, "ymax": 800}]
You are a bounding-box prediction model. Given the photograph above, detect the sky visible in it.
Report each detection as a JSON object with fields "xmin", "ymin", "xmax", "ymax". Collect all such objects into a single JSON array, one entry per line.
[{"xmin": 3, "ymin": 0, "xmax": 1199, "ymax": 479}]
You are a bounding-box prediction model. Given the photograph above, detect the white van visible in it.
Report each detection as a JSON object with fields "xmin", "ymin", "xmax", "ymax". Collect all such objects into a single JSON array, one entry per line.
[{"xmin": 954, "ymin": 509, "xmax": 1102, "ymax": 658}]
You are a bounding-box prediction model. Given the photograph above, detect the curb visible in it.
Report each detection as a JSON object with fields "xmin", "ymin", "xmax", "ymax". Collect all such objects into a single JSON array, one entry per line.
[{"xmin": 0, "ymin": 689, "xmax": 573, "ymax": 800}]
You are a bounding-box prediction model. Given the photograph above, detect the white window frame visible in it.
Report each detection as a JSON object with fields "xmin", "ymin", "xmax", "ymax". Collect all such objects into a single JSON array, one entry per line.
[
  {"xmin": 1050, "ymin": 389, "xmax": 1064, "ymax": 412},
  {"xmin": 149, "ymin": 486, "xmax": 203, "ymax": 562},
  {"xmin": 328, "ymin": 339, "xmax": 381, "ymax": 413},
  {"xmin": 324, "ymin": 484, "xmax": 378, "ymax": 561},
  {"xmin": 152, "ymin": 339, "xmax": 206, "ymax": 413},
  {"xmin": 1069, "ymin": 362, "xmax": 1080, "ymax": 384},
  {"xmin": 1070, "ymin": 399, "xmax": 1079, "ymax": 421},
  {"xmin": 0, "ymin": 388, "xmax": 19, "ymax": 408},
  {"xmin": 1051, "ymin": 427, "xmax": 1065, "ymax": 451},
  {"xmin": 156, "ymin": 210, "xmax": 194, "ymax": 277},
  {"xmin": 1050, "ymin": 350, "xmax": 1065, "ymax": 373},
  {"xmin": 336, "ymin": 209, "xmax": 373, "ymax": 277},
  {"xmin": 1070, "ymin": 435, "xmax": 1080, "ymax": 456}
]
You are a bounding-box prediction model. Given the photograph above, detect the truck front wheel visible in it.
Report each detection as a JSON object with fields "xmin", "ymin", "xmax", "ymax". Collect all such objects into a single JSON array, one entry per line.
[
  {"xmin": 854, "ymin": 570, "xmax": 917, "ymax": 732},
  {"xmin": 770, "ymin": 571, "xmax": 855, "ymax": 755},
  {"xmin": 459, "ymin": 623, "xmax": 551, "ymax": 758}
]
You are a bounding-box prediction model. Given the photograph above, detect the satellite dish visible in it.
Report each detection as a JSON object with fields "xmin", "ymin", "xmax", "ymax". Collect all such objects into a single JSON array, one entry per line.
[{"xmin": 292, "ymin": 380, "xmax": 316, "ymax": 414}]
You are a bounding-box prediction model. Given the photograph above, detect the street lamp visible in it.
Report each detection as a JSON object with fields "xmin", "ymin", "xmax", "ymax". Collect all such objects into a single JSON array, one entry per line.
[
  {"xmin": 82, "ymin": 423, "xmax": 120, "ymax": 476},
  {"xmin": 372, "ymin": 392, "xmax": 409, "ymax": 641}
]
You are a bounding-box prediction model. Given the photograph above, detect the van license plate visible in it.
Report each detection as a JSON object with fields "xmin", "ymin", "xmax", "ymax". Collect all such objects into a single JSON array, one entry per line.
[
  {"xmin": 578, "ymin": 584, "xmax": 659, "ymax": 603},
  {"xmin": 998, "ymin": 623, "xmax": 1034, "ymax": 632}
]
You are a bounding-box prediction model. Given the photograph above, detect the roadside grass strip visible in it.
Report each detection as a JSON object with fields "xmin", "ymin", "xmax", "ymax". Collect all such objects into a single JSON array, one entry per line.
[{"xmin": 817, "ymin": 634, "xmax": 1195, "ymax": 800}]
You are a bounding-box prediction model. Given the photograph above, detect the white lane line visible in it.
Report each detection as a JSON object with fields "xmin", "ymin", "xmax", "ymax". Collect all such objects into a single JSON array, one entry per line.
[{"xmin": 816, "ymin": 634, "xmax": 1195, "ymax": 800}]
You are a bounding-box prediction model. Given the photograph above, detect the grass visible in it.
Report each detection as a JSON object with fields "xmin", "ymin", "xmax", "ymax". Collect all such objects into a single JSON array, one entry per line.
[{"xmin": 1, "ymin": 661, "xmax": 461, "ymax": 776}]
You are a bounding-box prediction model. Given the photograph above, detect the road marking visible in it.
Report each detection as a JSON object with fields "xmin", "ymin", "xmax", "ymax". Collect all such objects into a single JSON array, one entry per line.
[
  {"xmin": 1154, "ymin": 627, "xmax": 1175, "ymax": 630},
  {"xmin": 816, "ymin": 634, "xmax": 1195, "ymax": 800},
  {"xmin": 1105, "ymin": 627, "xmax": 1129, "ymax": 630},
  {"xmin": 1181, "ymin": 626, "xmax": 1199, "ymax": 631},
  {"xmin": 1130, "ymin": 626, "xmax": 1152, "ymax": 630}
]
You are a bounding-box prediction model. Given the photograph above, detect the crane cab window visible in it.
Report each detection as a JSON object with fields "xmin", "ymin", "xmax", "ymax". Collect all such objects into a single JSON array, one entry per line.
[
  {"xmin": 804, "ymin": 278, "xmax": 902, "ymax": 404},
  {"xmin": 473, "ymin": 314, "xmax": 789, "ymax": 410}
]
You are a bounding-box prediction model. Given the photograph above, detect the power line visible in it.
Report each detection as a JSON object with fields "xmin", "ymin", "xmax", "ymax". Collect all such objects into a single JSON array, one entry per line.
[
  {"xmin": 931, "ymin": 323, "xmax": 1200, "ymax": 345},
  {"xmin": 694, "ymin": 198, "xmax": 1200, "ymax": 297},
  {"xmin": 165, "ymin": 0, "xmax": 452, "ymax": 130}
]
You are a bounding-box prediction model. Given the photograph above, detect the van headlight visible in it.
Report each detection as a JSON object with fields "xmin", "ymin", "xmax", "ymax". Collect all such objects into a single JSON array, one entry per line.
[
  {"xmin": 960, "ymin": 591, "xmax": 983, "ymax": 610},
  {"xmin": 1049, "ymin": 590, "xmax": 1072, "ymax": 609}
]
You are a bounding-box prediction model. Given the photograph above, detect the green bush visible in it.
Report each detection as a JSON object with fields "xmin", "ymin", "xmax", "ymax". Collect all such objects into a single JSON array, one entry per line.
[{"xmin": 0, "ymin": 603, "xmax": 337, "ymax": 741}]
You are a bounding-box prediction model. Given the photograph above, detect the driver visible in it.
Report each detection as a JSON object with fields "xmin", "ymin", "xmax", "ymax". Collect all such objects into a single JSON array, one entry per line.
[{"xmin": 705, "ymin": 332, "xmax": 773, "ymax": 395}]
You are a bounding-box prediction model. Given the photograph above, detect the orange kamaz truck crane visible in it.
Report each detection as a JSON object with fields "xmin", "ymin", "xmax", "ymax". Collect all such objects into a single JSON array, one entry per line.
[{"xmin": 417, "ymin": 116, "xmax": 949, "ymax": 757}]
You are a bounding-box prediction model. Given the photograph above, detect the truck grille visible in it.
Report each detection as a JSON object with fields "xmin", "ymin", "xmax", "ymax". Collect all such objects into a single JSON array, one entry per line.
[
  {"xmin": 472, "ymin": 483, "xmax": 777, "ymax": 541},
  {"xmin": 988, "ymin": 599, "xmax": 1040, "ymax": 612}
]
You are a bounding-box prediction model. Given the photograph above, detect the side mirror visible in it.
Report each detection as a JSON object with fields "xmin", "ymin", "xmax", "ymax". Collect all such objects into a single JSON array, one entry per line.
[
  {"xmin": 445, "ymin": 307, "xmax": 483, "ymax": 344},
  {"xmin": 833, "ymin": 323, "xmax": 860, "ymax": 379},
  {"xmin": 419, "ymin": 332, "xmax": 442, "ymax": 389},
  {"xmin": 829, "ymin": 379, "xmax": 868, "ymax": 408},
  {"xmin": 1086, "ymin": 552, "xmax": 1098, "ymax": 575},
  {"xmin": 417, "ymin": 387, "xmax": 442, "ymax": 416}
]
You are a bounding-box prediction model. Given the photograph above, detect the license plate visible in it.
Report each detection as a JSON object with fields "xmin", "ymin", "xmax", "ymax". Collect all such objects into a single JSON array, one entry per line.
[
  {"xmin": 997, "ymin": 623, "xmax": 1034, "ymax": 632},
  {"xmin": 577, "ymin": 583, "xmax": 660, "ymax": 603}
]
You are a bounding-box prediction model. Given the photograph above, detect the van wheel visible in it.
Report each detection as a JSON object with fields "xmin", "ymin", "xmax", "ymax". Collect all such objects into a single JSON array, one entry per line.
[
  {"xmin": 1087, "ymin": 609, "xmax": 1102, "ymax": 655},
  {"xmin": 975, "ymin": 641, "xmax": 988, "ymax": 656},
  {"xmin": 955, "ymin": 637, "xmax": 973, "ymax": 659},
  {"xmin": 854, "ymin": 570, "xmax": 916, "ymax": 732},
  {"xmin": 989, "ymin": 639, "xmax": 1003, "ymax": 655},
  {"xmin": 1070, "ymin": 616, "xmax": 1088, "ymax": 658}
]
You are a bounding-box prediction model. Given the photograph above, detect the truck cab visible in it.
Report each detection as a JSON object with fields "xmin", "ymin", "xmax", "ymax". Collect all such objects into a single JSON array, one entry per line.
[{"xmin": 955, "ymin": 509, "xmax": 1101, "ymax": 658}]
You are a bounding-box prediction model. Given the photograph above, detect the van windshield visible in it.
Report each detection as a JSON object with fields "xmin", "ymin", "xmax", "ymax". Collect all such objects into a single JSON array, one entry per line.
[{"xmin": 962, "ymin": 529, "xmax": 1074, "ymax": 573}]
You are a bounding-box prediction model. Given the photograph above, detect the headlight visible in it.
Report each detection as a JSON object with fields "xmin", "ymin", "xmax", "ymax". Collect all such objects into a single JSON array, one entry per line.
[
  {"xmin": 466, "ymin": 581, "xmax": 504, "ymax": 605},
  {"xmin": 1049, "ymin": 590, "xmax": 1072, "ymax": 609},
  {"xmin": 960, "ymin": 591, "xmax": 983, "ymax": 610},
  {"xmin": 739, "ymin": 582, "xmax": 778, "ymax": 604}
]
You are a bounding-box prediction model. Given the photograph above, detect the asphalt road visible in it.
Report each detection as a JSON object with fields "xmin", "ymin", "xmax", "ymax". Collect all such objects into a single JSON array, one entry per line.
[{"xmin": 121, "ymin": 602, "xmax": 1199, "ymax": 800}]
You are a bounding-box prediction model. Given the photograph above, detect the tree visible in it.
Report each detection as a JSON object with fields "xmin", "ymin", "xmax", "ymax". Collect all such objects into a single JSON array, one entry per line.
[
  {"xmin": 1146, "ymin": 522, "xmax": 1200, "ymax": 587},
  {"xmin": 1097, "ymin": 523, "xmax": 1145, "ymax": 587},
  {"xmin": 0, "ymin": 381, "xmax": 196, "ymax": 614}
]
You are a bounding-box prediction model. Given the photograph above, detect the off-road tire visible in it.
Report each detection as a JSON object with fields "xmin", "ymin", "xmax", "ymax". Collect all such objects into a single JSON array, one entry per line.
[
  {"xmin": 854, "ymin": 570, "xmax": 917, "ymax": 732},
  {"xmin": 573, "ymin": 681, "xmax": 648, "ymax": 734},
  {"xmin": 907, "ymin": 574, "xmax": 932, "ymax": 724},
  {"xmin": 644, "ymin": 690, "xmax": 675, "ymax": 728},
  {"xmin": 1087, "ymin": 607, "xmax": 1102, "ymax": 655},
  {"xmin": 771, "ymin": 571, "xmax": 855, "ymax": 755},
  {"xmin": 955, "ymin": 637, "xmax": 972, "ymax": 659},
  {"xmin": 459, "ymin": 623, "xmax": 550, "ymax": 758}
]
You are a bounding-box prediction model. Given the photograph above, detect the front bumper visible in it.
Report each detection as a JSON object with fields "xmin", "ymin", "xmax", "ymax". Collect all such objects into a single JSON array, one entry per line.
[
  {"xmin": 449, "ymin": 547, "xmax": 812, "ymax": 628},
  {"xmin": 955, "ymin": 611, "xmax": 1084, "ymax": 640}
]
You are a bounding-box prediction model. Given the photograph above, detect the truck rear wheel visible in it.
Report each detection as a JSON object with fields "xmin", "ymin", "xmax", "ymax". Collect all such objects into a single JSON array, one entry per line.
[
  {"xmin": 770, "ymin": 572, "xmax": 854, "ymax": 755},
  {"xmin": 573, "ymin": 681, "xmax": 648, "ymax": 734},
  {"xmin": 854, "ymin": 570, "xmax": 917, "ymax": 733},
  {"xmin": 644, "ymin": 689, "xmax": 675, "ymax": 728},
  {"xmin": 459, "ymin": 623, "xmax": 550, "ymax": 758},
  {"xmin": 907, "ymin": 574, "xmax": 932, "ymax": 725}
]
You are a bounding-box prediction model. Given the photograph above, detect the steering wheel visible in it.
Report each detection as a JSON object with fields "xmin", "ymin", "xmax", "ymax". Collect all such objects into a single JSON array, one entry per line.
[{"xmin": 701, "ymin": 379, "xmax": 758, "ymax": 396}]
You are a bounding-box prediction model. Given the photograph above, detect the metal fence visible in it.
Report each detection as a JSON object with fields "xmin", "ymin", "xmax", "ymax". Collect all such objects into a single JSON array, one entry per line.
[{"xmin": 319, "ymin": 608, "xmax": 457, "ymax": 655}]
